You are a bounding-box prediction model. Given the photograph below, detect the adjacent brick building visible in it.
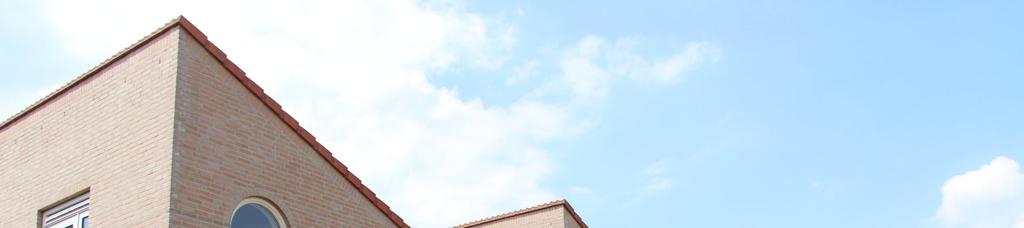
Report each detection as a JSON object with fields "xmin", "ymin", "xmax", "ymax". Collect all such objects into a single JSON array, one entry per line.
[
  {"xmin": 455, "ymin": 200, "xmax": 587, "ymax": 228},
  {"xmin": 0, "ymin": 16, "xmax": 587, "ymax": 228}
]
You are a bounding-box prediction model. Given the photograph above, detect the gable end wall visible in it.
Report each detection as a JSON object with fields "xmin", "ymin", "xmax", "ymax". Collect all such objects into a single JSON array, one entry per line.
[{"xmin": 169, "ymin": 26, "xmax": 398, "ymax": 228}]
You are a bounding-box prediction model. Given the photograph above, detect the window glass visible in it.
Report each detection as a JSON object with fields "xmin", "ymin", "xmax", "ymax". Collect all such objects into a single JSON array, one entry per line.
[{"xmin": 231, "ymin": 203, "xmax": 280, "ymax": 228}]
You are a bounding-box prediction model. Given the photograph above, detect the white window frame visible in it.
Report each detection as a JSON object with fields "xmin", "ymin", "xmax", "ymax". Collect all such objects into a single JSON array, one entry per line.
[
  {"xmin": 42, "ymin": 193, "xmax": 90, "ymax": 228},
  {"xmin": 231, "ymin": 197, "xmax": 288, "ymax": 228}
]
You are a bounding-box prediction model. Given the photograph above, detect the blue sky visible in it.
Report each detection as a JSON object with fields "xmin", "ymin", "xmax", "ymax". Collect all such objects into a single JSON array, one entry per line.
[{"xmin": 3, "ymin": 1, "xmax": 1024, "ymax": 227}]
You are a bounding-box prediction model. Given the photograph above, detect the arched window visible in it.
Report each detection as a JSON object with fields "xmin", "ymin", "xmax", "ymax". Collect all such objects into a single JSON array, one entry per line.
[{"xmin": 230, "ymin": 198, "xmax": 286, "ymax": 228}]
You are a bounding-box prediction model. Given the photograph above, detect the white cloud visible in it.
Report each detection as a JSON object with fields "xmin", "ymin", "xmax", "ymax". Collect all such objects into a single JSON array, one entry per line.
[
  {"xmin": 934, "ymin": 156, "xmax": 1024, "ymax": 228},
  {"xmin": 26, "ymin": 0, "xmax": 719, "ymax": 226}
]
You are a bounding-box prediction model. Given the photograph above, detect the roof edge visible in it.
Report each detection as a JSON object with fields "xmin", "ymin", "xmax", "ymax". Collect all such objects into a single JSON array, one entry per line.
[
  {"xmin": 1, "ymin": 16, "xmax": 410, "ymax": 228},
  {"xmin": 453, "ymin": 199, "xmax": 588, "ymax": 228}
]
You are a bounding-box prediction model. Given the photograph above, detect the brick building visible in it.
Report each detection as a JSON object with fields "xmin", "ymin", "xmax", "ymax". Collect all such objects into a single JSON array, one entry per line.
[
  {"xmin": 455, "ymin": 200, "xmax": 587, "ymax": 228},
  {"xmin": 0, "ymin": 16, "xmax": 586, "ymax": 228}
]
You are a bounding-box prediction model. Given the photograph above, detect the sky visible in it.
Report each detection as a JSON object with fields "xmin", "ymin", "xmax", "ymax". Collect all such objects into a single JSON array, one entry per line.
[{"xmin": 2, "ymin": 0, "xmax": 1024, "ymax": 227}]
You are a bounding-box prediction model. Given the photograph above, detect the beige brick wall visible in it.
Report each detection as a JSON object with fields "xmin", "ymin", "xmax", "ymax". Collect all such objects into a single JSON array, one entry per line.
[
  {"xmin": 168, "ymin": 27, "xmax": 398, "ymax": 227},
  {"xmin": 563, "ymin": 208, "xmax": 582, "ymax": 228},
  {"xmin": 0, "ymin": 27, "xmax": 181, "ymax": 227},
  {"xmin": 469, "ymin": 206, "xmax": 570, "ymax": 228}
]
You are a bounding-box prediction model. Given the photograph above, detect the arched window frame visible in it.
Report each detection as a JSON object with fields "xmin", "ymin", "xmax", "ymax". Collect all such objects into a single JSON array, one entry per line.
[{"xmin": 231, "ymin": 197, "xmax": 288, "ymax": 228}]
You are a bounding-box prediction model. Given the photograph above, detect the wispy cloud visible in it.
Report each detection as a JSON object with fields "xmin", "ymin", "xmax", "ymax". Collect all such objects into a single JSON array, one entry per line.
[
  {"xmin": 640, "ymin": 41, "xmax": 722, "ymax": 85},
  {"xmin": 635, "ymin": 159, "xmax": 673, "ymax": 202},
  {"xmin": 932, "ymin": 156, "xmax": 1024, "ymax": 228},
  {"xmin": 548, "ymin": 36, "xmax": 721, "ymax": 104}
]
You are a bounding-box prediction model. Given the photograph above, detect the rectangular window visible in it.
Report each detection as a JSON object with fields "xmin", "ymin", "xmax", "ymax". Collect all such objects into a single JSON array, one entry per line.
[{"xmin": 42, "ymin": 193, "xmax": 89, "ymax": 228}]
